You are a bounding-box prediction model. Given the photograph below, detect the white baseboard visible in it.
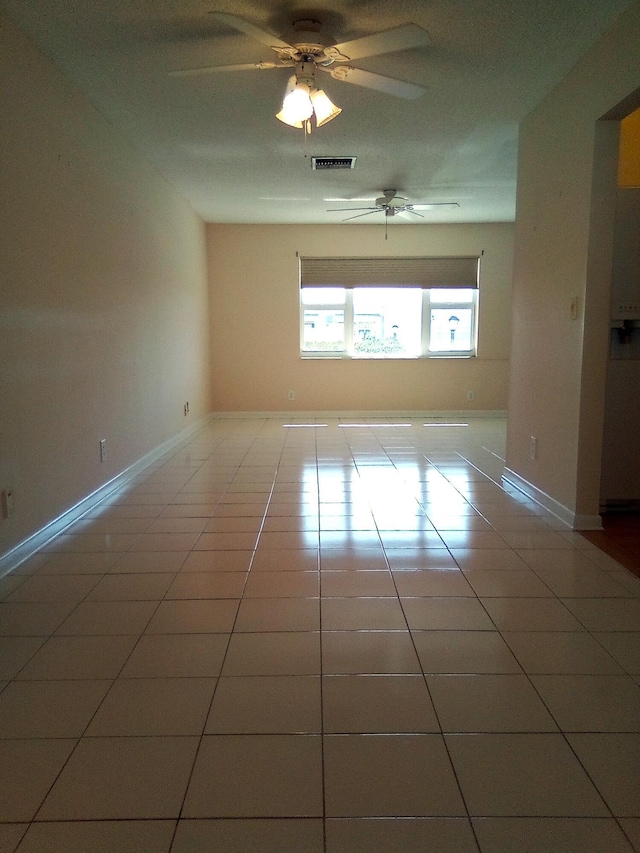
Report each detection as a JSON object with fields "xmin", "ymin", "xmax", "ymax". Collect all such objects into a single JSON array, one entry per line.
[
  {"xmin": 1, "ymin": 411, "xmax": 510, "ymax": 577},
  {"xmin": 571, "ymin": 513, "xmax": 605, "ymax": 531},
  {"xmin": 210, "ymin": 410, "xmax": 508, "ymax": 420},
  {"xmin": 502, "ymin": 467, "xmax": 603, "ymax": 531},
  {"xmin": 0, "ymin": 414, "xmax": 215, "ymax": 578}
]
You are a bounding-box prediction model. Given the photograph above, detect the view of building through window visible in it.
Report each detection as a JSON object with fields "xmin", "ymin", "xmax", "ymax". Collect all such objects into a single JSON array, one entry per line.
[
  {"xmin": 428, "ymin": 289, "xmax": 475, "ymax": 353},
  {"xmin": 352, "ymin": 288, "xmax": 422, "ymax": 356},
  {"xmin": 301, "ymin": 287, "xmax": 476, "ymax": 358},
  {"xmin": 301, "ymin": 288, "xmax": 346, "ymax": 353}
]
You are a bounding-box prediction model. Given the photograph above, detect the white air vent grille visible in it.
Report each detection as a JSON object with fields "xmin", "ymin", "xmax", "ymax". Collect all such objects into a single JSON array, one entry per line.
[{"xmin": 311, "ymin": 156, "xmax": 356, "ymax": 170}]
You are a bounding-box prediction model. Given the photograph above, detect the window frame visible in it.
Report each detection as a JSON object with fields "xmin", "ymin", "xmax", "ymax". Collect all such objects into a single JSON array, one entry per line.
[
  {"xmin": 301, "ymin": 298, "xmax": 349, "ymax": 356},
  {"xmin": 424, "ymin": 289, "xmax": 478, "ymax": 358},
  {"xmin": 299, "ymin": 255, "xmax": 480, "ymax": 361},
  {"xmin": 300, "ymin": 285, "xmax": 478, "ymax": 360}
]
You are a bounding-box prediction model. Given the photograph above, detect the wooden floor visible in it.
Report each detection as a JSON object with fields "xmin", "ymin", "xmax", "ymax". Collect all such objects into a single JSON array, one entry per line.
[{"xmin": 582, "ymin": 512, "xmax": 640, "ymax": 579}]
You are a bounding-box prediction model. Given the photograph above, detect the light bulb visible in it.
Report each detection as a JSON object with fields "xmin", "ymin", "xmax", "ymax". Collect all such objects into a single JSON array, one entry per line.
[{"xmin": 276, "ymin": 76, "xmax": 313, "ymax": 127}]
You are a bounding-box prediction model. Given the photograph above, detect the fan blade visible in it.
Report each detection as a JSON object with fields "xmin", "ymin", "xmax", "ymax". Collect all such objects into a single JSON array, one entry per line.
[
  {"xmin": 343, "ymin": 210, "xmax": 380, "ymax": 221},
  {"xmin": 327, "ymin": 24, "xmax": 429, "ymax": 62},
  {"xmin": 327, "ymin": 206, "xmax": 377, "ymax": 212},
  {"xmin": 323, "ymin": 65, "xmax": 425, "ymax": 99},
  {"xmin": 401, "ymin": 208, "xmax": 425, "ymax": 218},
  {"xmin": 169, "ymin": 61, "xmax": 288, "ymax": 77},
  {"xmin": 411, "ymin": 202, "xmax": 460, "ymax": 209},
  {"xmin": 212, "ymin": 12, "xmax": 294, "ymax": 51}
]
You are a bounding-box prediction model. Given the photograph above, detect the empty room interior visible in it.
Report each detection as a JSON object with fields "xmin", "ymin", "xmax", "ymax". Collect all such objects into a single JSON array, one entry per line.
[{"xmin": 1, "ymin": 1, "xmax": 640, "ymax": 851}]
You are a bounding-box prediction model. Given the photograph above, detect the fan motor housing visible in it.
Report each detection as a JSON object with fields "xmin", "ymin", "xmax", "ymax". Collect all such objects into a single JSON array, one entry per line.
[
  {"xmin": 282, "ymin": 19, "xmax": 335, "ymax": 54},
  {"xmin": 377, "ymin": 191, "xmax": 406, "ymax": 208}
]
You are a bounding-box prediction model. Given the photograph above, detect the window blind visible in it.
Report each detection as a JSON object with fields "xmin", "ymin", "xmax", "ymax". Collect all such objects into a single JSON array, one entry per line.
[{"xmin": 300, "ymin": 256, "xmax": 479, "ymax": 288}]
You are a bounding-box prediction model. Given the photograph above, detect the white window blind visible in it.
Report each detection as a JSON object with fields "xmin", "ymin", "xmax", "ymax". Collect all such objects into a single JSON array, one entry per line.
[{"xmin": 300, "ymin": 256, "xmax": 479, "ymax": 288}]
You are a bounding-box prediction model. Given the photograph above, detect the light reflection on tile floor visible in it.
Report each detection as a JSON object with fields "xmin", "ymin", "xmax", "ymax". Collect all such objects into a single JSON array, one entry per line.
[{"xmin": 1, "ymin": 416, "xmax": 639, "ymax": 852}]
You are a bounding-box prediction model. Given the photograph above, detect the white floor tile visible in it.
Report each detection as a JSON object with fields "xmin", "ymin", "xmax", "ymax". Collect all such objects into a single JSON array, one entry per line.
[{"xmin": 1, "ymin": 416, "xmax": 639, "ymax": 845}]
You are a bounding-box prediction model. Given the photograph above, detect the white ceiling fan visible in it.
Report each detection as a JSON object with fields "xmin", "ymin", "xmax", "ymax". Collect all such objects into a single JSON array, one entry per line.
[
  {"xmin": 328, "ymin": 190, "xmax": 460, "ymax": 220},
  {"xmin": 170, "ymin": 14, "xmax": 430, "ymax": 130},
  {"xmin": 327, "ymin": 190, "xmax": 460, "ymax": 238}
]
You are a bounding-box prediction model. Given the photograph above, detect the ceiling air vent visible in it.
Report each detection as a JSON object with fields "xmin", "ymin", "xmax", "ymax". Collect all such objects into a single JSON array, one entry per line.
[{"xmin": 311, "ymin": 156, "xmax": 356, "ymax": 170}]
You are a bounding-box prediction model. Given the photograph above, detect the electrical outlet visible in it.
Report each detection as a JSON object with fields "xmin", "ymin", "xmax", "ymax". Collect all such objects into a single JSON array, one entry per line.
[
  {"xmin": 288, "ymin": 390, "xmax": 296, "ymax": 401},
  {"xmin": 2, "ymin": 489, "xmax": 15, "ymax": 518},
  {"xmin": 467, "ymin": 390, "xmax": 475, "ymax": 402},
  {"xmin": 529, "ymin": 435, "xmax": 537, "ymax": 460},
  {"xmin": 100, "ymin": 439, "xmax": 107, "ymax": 463}
]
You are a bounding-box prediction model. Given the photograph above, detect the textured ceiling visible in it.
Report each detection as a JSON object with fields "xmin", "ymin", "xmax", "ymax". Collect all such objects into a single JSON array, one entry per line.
[{"xmin": 1, "ymin": 0, "xmax": 633, "ymax": 224}]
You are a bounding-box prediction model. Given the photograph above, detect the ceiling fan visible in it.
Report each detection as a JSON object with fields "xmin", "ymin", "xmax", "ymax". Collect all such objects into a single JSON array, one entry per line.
[
  {"xmin": 328, "ymin": 190, "xmax": 460, "ymax": 220},
  {"xmin": 170, "ymin": 14, "xmax": 430, "ymax": 130},
  {"xmin": 327, "ymin": 190, "xmax": 460, "ymax": 238}
]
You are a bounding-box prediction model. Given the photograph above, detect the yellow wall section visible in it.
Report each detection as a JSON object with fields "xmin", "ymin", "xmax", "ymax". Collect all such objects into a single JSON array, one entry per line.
[{"xmin": 618, "ymin": 107, "xmax": 640, "ymax": 187}]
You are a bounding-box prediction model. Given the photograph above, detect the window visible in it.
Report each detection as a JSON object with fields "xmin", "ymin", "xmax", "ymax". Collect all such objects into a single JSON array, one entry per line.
[
  {"xmin": 301, "ymin": 287, "xmax": 345, "ymax": 354},
  {"xmin": 300, "ymin": 256, "xmax": 479, "ymax": 359},
  {"xmin": 428, "ymin": 288, "xmax": 476, "ymax": 354}
]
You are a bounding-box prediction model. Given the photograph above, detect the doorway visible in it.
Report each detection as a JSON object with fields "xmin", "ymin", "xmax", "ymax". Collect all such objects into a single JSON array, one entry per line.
[{"xmin": 594, "ymin": 100, "xmax": 640, "ymax": 560}]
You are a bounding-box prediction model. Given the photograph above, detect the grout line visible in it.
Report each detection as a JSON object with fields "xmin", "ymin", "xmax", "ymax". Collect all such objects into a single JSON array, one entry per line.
[{"xmin": 2, "ymin": 417, "xmax": 639, "ymax": 841}]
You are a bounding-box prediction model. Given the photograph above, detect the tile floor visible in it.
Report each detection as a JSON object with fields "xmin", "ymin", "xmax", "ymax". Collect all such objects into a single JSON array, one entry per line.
[{"xmin": 0, "ymin": 416, "xmax": 639, "ymax": 852}]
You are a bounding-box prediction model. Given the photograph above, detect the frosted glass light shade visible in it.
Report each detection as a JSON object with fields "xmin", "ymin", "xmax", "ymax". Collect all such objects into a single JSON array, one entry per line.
[
  {"xmin": 310, "ymin": 88, "xmax": 341, "ymax": 126},
  {"xmin": 276, "ymin": 76, "xmax": 313, "ymax": 127}
]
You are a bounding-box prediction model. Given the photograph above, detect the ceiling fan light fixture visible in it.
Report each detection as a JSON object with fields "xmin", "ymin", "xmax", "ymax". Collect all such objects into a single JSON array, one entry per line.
[
  {"xmin": 275, "ymin": 112, "xmax": 304, "ymax": 128},
  {"xmin": 310, "ymin": 88, "xmax": 341, "ymax": 126},
  {"xmin": 276, "ymin": 76, "xmax": 313, "ymax": 127}
]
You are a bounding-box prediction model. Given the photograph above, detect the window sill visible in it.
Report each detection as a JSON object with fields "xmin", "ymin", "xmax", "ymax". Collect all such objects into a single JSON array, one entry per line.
[{"xmin": 300, "ymin": 354, "xmax": 476, "ymax": 360}]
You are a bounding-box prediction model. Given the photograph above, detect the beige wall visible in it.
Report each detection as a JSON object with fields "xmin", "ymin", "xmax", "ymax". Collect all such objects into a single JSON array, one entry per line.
[
  {"xmin": 206, "ymin": 223, "xmax": 513, "ymax": 413},
  {"xmin": 506, "ymin": 2, "xmax": 640, "ymax": 523},
  {"xmin": 0, "ymin": 13, "xmax": 211, "ymax": 559}
]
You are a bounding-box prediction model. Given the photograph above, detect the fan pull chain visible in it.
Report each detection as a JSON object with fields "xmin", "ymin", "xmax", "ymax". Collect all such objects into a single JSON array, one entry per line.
[{"xmin": 302, "ymin": 118, "xmax": 312, "ymax": 156}]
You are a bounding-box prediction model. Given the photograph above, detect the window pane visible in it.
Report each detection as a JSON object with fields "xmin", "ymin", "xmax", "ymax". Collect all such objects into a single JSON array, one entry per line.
[
  {"xmin": 301, "ymin": 287, "xmax": 345, "ymax": 305},
  {"xmin": 302, "ymin": 309, "xmax": 345, "ymax": 351},
  {"xmin": 430, "ymin": 288, "xmax": 474, "ymax": 303},
  {"xmin": 352, "ymin": 288, "xmax": 422, "ymax": 357},
  {"xmin": 429, "ymin": 308, "xmax": 473, "ymax": 352}
]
